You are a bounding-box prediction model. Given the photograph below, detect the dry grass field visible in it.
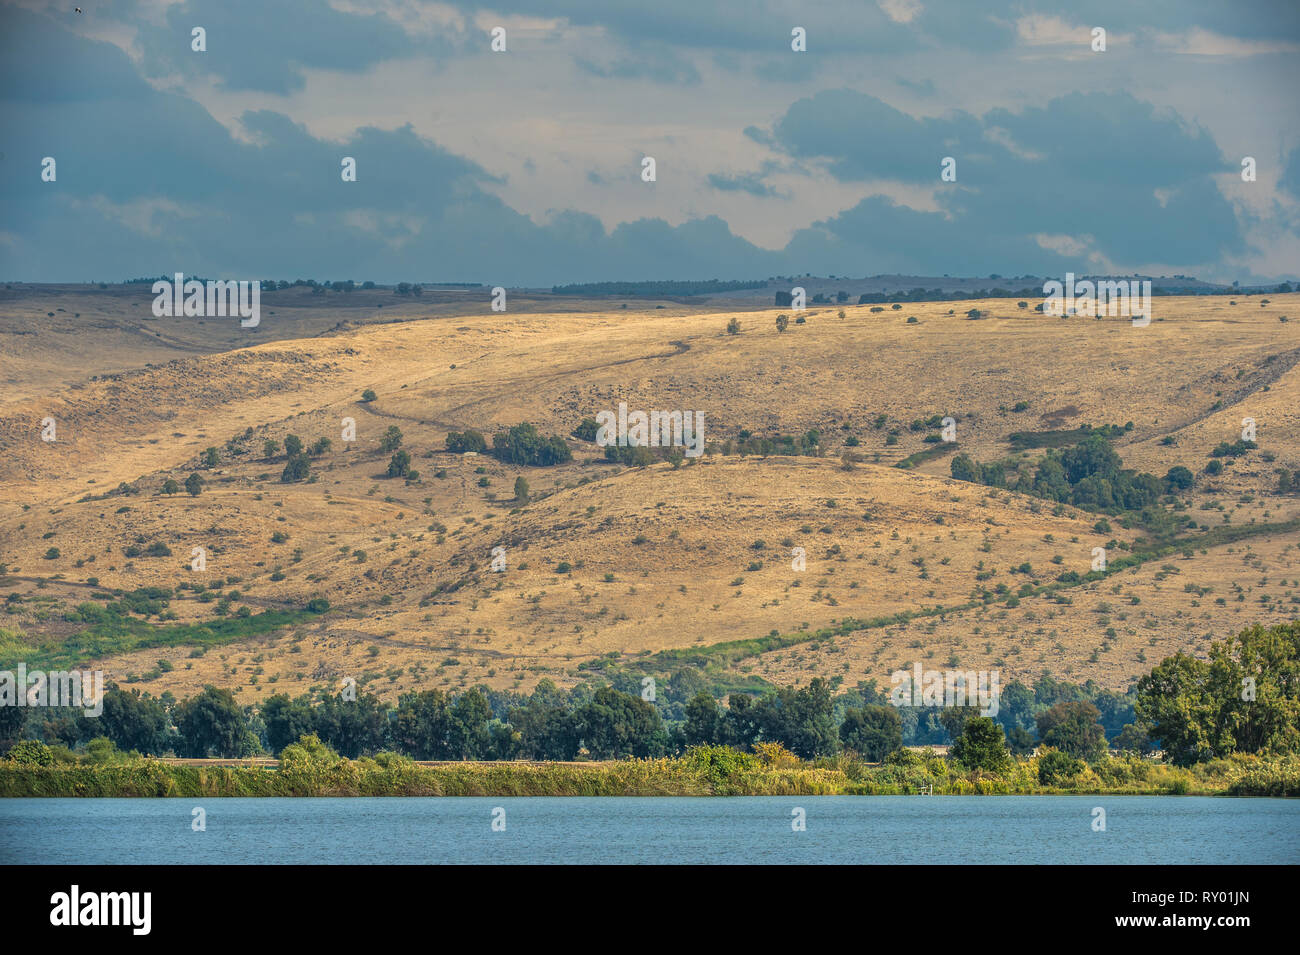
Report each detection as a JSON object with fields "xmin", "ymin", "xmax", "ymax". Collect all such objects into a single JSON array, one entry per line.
[{"xmin": 1, "ymin": 284, "xmax": 1297, "ymax": 704}]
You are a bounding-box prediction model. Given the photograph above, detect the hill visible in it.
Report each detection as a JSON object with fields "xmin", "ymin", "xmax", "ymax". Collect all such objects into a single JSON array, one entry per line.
[{"xmin": 1, "ymin": 287, "xmax": 1297, "ymax": 704}]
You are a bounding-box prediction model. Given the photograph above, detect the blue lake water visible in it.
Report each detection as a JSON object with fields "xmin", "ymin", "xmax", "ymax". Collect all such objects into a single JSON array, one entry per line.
[{"xmin": 1, "ymin": 796, "xmax": 1296, "ymax": 864}]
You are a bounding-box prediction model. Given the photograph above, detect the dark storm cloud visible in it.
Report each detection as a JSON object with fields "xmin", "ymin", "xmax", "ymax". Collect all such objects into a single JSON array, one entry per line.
[
  {"xmin": 136, "ymin": 0, "xmax": 431, "ymax": 94},
  {"xmin": 757, "ymin": 90, "xmax": 1246, "ymax": 268}
]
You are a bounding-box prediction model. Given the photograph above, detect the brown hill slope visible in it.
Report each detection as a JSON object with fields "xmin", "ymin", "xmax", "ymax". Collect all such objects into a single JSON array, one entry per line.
[{"xmin": 0, "ymin": 290, "xmax": 1297, "ymax": 703}]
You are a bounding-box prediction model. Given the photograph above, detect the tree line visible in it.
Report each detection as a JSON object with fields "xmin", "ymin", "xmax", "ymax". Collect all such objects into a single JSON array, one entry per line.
[{"xmin": 4, "ymin": 621, "xmax": 1293, "ymax": 765}]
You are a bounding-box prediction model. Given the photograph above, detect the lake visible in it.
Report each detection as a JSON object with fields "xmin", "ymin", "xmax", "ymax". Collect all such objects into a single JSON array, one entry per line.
[{"xmin": 2, "ymin": 796, "xmax": 1296, "ymax": 864}]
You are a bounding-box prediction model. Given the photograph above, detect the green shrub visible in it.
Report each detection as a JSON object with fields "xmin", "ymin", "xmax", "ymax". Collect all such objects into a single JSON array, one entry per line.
[
  {"xmin": 6, "ymin": 740, "xmax": 54, "ymax": 765},
  {"xmin": 1037, "ymin": 749, "xmax": 1083, "ymax": 785}
]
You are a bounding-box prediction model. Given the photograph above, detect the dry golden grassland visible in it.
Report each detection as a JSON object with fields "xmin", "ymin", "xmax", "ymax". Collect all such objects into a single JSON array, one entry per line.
[{"xmin": 1, "ymin": 286, "xmax": 1297, "ymax": 703}]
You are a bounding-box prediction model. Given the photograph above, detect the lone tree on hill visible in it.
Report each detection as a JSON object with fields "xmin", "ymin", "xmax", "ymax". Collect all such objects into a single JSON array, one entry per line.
[
  {"xmin": 387, "ymin": 450, "xmax": 412, "ymax": 478},
  {"xmin": 281, "ymin": 454, "xmax": 310, "ymax": 483}
]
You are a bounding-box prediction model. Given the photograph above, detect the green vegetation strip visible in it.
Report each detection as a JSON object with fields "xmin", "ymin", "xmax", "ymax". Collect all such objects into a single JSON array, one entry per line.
[
  {"xmin": 2, "ymin": 749, "xmax": 1293, "ymax": 797},
  {"xmin": 894, "ymin": 443, "xmax": 960, "ymax": 469},
  {"xmin": 1, "ymin": 608, "xmax": 325, "ymax": 671},
  {"xmin": 1007, "ymin": 424, "xmax": 1127, "ymax": 451}
]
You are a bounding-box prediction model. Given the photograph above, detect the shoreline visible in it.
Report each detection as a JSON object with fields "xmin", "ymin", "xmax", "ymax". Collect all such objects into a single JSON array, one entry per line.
[{"xmin": 3, "ymin": 751, "xmax": 1295, "ymax": 798}]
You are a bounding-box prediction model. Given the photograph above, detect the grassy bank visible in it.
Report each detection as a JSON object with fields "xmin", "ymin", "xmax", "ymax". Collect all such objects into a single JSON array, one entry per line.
[
  {"xmin": 0, "ymin": 606, "xmax": 327, "ymax": 672},
  {"xmin": 2, "ymin": 748, "xmax": 1295, "ymax": 797}
]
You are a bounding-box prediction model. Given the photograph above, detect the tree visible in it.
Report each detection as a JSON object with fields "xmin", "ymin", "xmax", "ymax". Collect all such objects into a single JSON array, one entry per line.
[
  {"xmin": 490, "ymin": 423, "xmax": 571, "ymax": 467},
  {"xmin": 160, "ymin": 478, "xmax": 179, "ymax": 495},
  {"xmin": 939, "ymin": 705, "xmax": 982, "ymax": 743},
  {"xmin": 201, "ymin": 446, "xmax": 219, "ymax": 468},
  {"xmin": 839, "ymin": 705, "xmax": 902, "ymax": 760},
  {"xmin": 379, "ymin": 426, "xmax": 403, "ymax": 453},
  {"xmin": 775, "ymin": 314, "xmax": 789, "ymax": 333},
  {"xmin": 573, "ymin": 686, "xmax": 667, "ymax": 759},
  {"xmin": 1037, "ymin": 749, "xmax": 1083, "ymax": 785},
  {"xmin": 446, "ymin": 430, "xmax": 487, "ymax": 453},
  {"xmin": 175, "ymin": 686, "xmax": 253, "ymax": 758},
  {"xmin": 1135, "ymin": 653, "xmax": 1216, "ymax": 765},
  {"xmin": 262, "ymin": 694, "xmax": 316, "ymax": 754},
  {"xmin": 950, "ymin": 453, "xmax": 980, "ymax": 483},
  {"xmin": 1036, "ymin": 701, "xmax": 1107, "ymax": 760},
  {"xmin": 263, "ymin": 439, "xmax": 279, "ymax": 458},
  {"xmin": 313, "ymin": 693, "xmax": 390, "ymax": 758},
  {"xmin": 283, "ymin": 435, "xmax": 304, "ymax": 458},
  {"xmin": 446, "ymin": 688, "xmax": 494, "ymax": 759},
  {"xmin": 684, "ymin": 692, "xmax": 724, "ymax": 746},
  {"xmin": 507, "ymin": 681, "xmax": 580, "ymax": 760},
  {"xmin": 726, "ymin": 317, "xmax": 741, "ymax": 335},
  {"xmin": 184, "ymin": 472, "xmax": 205, "ymax": 496},
  {"xmin": 514, "ymin": 476, "xmax": 530, "ymax": 503},
  {"xmin": 751, "ymin": 678, "xmax": 838, "ymax": 758},
  {"xmin": 1007, "ymin": 725, "xmax": 1036, "ymax": 755},
  {"xmin": 605, "ymin": 444, "xmax": 654, "ymax": 467},
  {"xmin": 361, "ymin": 389, "xmax": 377, "ymax": 402},
  {"xmin": 392, "ymin": 689, "xmax": 453, "ymax": 760},
  {"xmin": 98, "ymin": 687, "xmax": 171, "ymax": 755},
  {"xmin": 725, "ymin": 693, "xmax": 761, "ymax": 750},
  {"xmin": 1114, "ymin": 722, "xmax": 1154, "ymax": 755},
  {"xmin": 949, "ymin": 717, "xmax": 1010, "ymax": 771},
  {"xmin": 311, "ymin": 437, "xmax": 332, "ymax": 456},
  {"xmin": 387, "ymin": 450, "xmax": 411, "ymax": 478},
  {"xmin": 1201, "ymin": 621, "xmax": 1300, "ymax": 758},
  {"xmin": 1165, "ymin": 465, "xmax": 1194, "ymax": 491},
  {"xmin": 281, "ymin": 453, "xmax": 310, "ymax": 483},
  {"xmin": 0, "ymin": 697, "xmax": 25, "ymax": 753},
  {"xmin": 1060, "ymin": 434, "xmax": 1122, "ymax": 485}
]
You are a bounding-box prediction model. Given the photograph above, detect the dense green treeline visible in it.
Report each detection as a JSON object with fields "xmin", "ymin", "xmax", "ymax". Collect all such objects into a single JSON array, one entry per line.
[{"xmin": 4, "ymin": 623, "xmax": 1295, "ymax": 777}]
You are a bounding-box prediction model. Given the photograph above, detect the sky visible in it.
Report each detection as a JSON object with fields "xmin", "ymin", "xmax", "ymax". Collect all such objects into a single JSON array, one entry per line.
[{"xmin": 2, "ymin": 0, "xmax": 1299, "ymax": 286}]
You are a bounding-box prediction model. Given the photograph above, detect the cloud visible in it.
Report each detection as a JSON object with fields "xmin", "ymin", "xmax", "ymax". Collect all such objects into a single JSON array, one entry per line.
[
  {"xmin": 768, "ymin": 89, "xmax": 989, "ymax": 183},
  {"xmin": 707, "ymin": 171, "xmax": 778, "ymax": 197},
  {"xmin": 752, "ymin": 89, "xmax": 1245, "ymax": 269},
  {"xmin": 1283, "ymin": 147, "xmax": 1300, "ymax": 200},
  {"xmin": 877, "ymin": 0, "xmax": 923, "ymax": 25},
  {"xmin": 0, "ymin": 1, "xmax": 1293, "ymax": 285},
  {"xmin": 135, "ymin": 0, "xmax": 430, "ymax": 94},
  {"xmin": 0, "ymin": 12, "xmax": 779, "ymax": 284}
]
